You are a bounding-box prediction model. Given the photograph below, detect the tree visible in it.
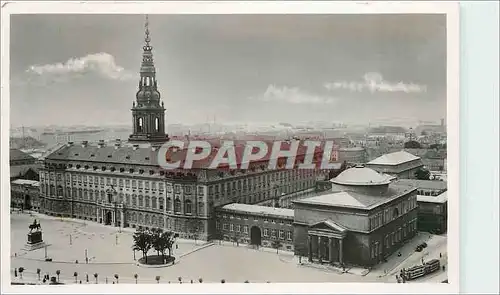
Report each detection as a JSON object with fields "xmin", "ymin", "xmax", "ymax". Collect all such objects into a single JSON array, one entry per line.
[
  {"xmin": 155, "ymin": 276, "xmax": 160, "ymax": 284},
  {"xmin": 415, "ymin": 167, "xmax": 431, "ymax": 180},
  {"xmin": 152, "ymin": 229, "xmax": 176, "ymax": 263},
  {"xmin": 37, "ymin": 268, "xmax": 41, "ymax": 280},
  {"xmin": 94, "ymin": 273, "xmax": 98, "ymax": 284},
  {"xmin": 134, "ymin": 273, "xmax": 138, "ymax": 284},
  {"xmin": 114, "ymin": 274, "xmax": 119, "ymax": 284},
  {"xmin": 132, "ymin": 228, "xmax": 152, "ymax": 263},
  {"xmin": 56, "ymin": 270, "xmax": 61, "ymax": 282},
  {"xmin": 18, "ymin": 267, "xmax": 24, "ymax": 279},
  {"xmin": 271, "ymin": 240, "xmax": 283, "ymax": 254},
  {"xmin": 73, "ymin": 271, "xmax": 78, "ymax": 283}
]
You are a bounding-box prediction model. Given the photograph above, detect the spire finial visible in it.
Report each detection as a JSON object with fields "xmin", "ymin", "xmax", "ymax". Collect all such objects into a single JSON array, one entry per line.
[{"xmin": 144, "ymin": 14, "xmax": 150, "ymax": 46}]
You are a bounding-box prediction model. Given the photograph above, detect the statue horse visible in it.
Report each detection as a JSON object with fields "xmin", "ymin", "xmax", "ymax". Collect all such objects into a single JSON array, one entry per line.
[{"xmin": 29, "ymin": 220, "xmax": 41, "ymax": 233}]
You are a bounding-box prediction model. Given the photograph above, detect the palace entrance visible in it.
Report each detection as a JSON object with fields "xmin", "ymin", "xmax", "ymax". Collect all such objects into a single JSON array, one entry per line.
[
  {"xmin": 105, "ymin": 211, "xmax": 113, "ymax": 225},
  {"xmin": 250, "ymin": 226, "xmax": 262, "ymax": 246}
]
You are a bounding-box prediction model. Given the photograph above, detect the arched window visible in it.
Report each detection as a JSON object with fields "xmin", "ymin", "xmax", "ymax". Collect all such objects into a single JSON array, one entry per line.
[
  {"xmin": 145, "ymin": 196, "xmax": 150, "ymax": 208},
  {"xmin": 138, "ymin": 213, "xmax": 144, "ymax": 223},
  {"xmin": 166, "ymin": 197, "xmax": 171, "ymax": 211},
  {"xmin": 151, "ymin": 215, "xmax": 157, "ymax": 226},
  {"xmin": 152, "ymin": 197, "xmax": 157, "ymax": 209},
  {"xmin": 158, "ymin": 197, "xmax": 164, "ymax": 210},
  {"xmin": 159, "ymin": 217, "xmax": 164, "ymax": 227},
  {"xmin": 78, "ymin": 188, "xmax": 83, "ymax": 199},
  {"xmin": 137, "ymin": 117, "xmax": 143, "ymax": 133},
  {"xmin": 145, "ymin": 214, "xmax": 151, "ymax": 225},
  {"xmin": 132, "ymin": 212, "xmax": 137, "ymax": 222},
  {"xmin": 139, "ymin": 195, "xmax": 144, "ymax": 207},
  {"xmin": 185, "ymin": 200, "xmax": 192, "ymax": 214},
  {"xmin": 393, "ymin": 208, "xmax": 399, "ymax": 219},
  {"xmin": 125, "ymin": 194, "xmax": 130, "ymax": 205},
  {"xmin": 132, "ymin": 195, "xmax": 137, "ymax": 206},
  {"xmin": 198, "ymin": 202, "xmax": 204, "ymax": 215},
  {"xmin": 155, "ymin": 117, "xmax": 159, "ymax": 132},
  {"xmin": 174, "ymin": 198, "xmax": 181, "ymax": 213}
]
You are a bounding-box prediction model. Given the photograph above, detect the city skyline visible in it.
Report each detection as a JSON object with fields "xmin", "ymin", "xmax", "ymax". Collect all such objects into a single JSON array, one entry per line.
[{"xmin": 10, "ymin": 14, "xmax": 446, "ymax": 128}]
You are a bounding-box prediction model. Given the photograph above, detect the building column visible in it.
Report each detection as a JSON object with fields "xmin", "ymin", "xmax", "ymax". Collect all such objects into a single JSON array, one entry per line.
[
  {"xmin": 339, "ymin": 239, "xmax": 344, "ymax": 265},
  {"xmin": 308, "ymin": 235, "xmax": 313, "ymax": 262},
  {"xmin": 120, "ymin": 210, "xmax": 124, "ymax": 227},
  {"xmin": 317, "ymin": 236, "xmax": 322, "ymax": 261},
  {"xmin": 96, "ymin": 207, "xmax": 100, "ymax": 222},
  {"xmin": 329, "ymin": 237, "xmax": 334, "ymax": 264}
]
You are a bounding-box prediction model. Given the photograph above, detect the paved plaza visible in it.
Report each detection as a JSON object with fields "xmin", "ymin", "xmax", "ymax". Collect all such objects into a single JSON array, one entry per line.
[{"xmin": 10, "ymin": 212, "xmax": 447, "ymax": 284}]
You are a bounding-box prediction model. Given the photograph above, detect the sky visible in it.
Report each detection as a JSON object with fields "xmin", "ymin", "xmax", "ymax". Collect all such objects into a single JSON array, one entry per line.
[{"xmin": 9, "ymin": 14, "xmax": 447, "ymax": 128}]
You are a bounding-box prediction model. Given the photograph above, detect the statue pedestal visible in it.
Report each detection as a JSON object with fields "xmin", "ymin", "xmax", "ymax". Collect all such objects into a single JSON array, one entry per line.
[{"xmin": 23, "ymin": 231, "xmax": 48, "ymax": 251}]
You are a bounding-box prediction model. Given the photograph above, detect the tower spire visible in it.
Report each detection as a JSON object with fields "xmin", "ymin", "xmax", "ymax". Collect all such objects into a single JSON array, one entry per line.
[{"xmin": 129, "ymin": 14, "xmax": 169, "ymax": 144}]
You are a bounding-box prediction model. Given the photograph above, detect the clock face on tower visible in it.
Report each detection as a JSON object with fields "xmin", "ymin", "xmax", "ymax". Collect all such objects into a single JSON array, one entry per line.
[{"xmin": 145, "ymin": 91, "xmax": 151, "ymax": 98}]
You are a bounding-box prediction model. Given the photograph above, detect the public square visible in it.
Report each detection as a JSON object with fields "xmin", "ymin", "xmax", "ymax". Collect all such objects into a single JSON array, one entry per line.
[{"xmin": 10, "ymin": 212, "xmax": 448, "ymax": 284}]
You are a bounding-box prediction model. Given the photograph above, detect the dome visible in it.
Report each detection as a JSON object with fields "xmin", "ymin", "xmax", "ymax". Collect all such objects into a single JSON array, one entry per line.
[{"xmin": 331, "ymin": 165, "xmax": 392, "ymax": 186}]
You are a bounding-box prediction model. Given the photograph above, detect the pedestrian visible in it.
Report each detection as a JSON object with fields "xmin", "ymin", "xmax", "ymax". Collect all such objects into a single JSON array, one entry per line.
[
  {"xmin": 176, "ymin": 244, "xmax": 178, "ymax": 250},
  {"xmin": 442, "ymin": 265, "xmax": 446, "ymax": 271},
  {"xmin": 439, "ymin": 253, "xmax": 442, "ymax": 258},
  {"xmin": 86, "ymin": 257, "xmax": 89, "ymax": 264},
  {"xmin": 14, "ymin": 269, "xmax": 17, "ymax": 277}
]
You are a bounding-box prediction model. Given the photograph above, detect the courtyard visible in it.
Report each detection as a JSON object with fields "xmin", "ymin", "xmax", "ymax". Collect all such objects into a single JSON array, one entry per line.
[{"xmin": 10, "ymin": 212, "xmax": 447, "ymax": 284}]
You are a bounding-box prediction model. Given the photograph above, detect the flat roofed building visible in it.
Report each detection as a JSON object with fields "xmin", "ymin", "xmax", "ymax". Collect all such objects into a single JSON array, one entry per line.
[
  {"xmin": 366, "ymin": 150, "xmax": 424, "ymax": 179},
  {"xmin": 292, "ymin": 166, "xmax": 418, "ymax": 267},
  {"xmin": 417, "ymin": 191, "xmax": 447, "ymax": 234},
  {"xmin": 216, "ymin": 203, "xmax": 294, "ymax": 251}
]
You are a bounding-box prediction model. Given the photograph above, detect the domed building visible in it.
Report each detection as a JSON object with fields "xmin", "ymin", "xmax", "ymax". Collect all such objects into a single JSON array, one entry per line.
[{"xmin": 292, "ymin": 165, "xmax": 419, "ymax": 267}]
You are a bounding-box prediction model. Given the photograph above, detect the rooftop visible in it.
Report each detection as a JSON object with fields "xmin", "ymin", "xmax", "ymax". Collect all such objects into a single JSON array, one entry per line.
[
  {"xmin": 394, "ymin": 179, "xmax": 447, "ymax": 191},
  {"xmin": 43, "ymin": 140, "xmax": 327, "ymax": 169},
  {"xmin": 417, "ymin": 191, "xmax": 448, "ymax": 203},
  {"xmin": 331, "ymin": 166, "xmax": 392, "ymax": 186},
  {"xmin": 220, "ymin": 203, "xmax": 294, "ymax": 219},
  {"xmin": 295, "ymin": 183, "xmax": 415, "ymax": 210},
  {"xmin": 367, "ymin": 150, "xmax": 421, "ymax": 166},
  {"xmin": 10, "ymin": 149, "xmax": 36, "ymax": 162},
  {"xmin": 11, "ymin": 179, "xmax": 40, "ymax": 186}
]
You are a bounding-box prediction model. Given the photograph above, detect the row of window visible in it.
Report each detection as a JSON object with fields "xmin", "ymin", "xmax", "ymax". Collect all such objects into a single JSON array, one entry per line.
[
  {"xmin": 218, "ymin": 222, "xmax": 293, "ymax": 241},
  {"xmin": 369, "ymin": 195, "xmax": 418, "ymax": 230},
  {"xmin": 41, "ymin": 173, "xmax": 206, "ymax": 195},
  {"xmin": 370, "ymin": 219, "xmax": 418, "ymax": 259},
  {"xmin": 41, "ymin": 185, "xmax": 205, "ymax": 215},
  {"xmin": 219, "ymin": 213, "xmax": 293, "ymax": 226}
]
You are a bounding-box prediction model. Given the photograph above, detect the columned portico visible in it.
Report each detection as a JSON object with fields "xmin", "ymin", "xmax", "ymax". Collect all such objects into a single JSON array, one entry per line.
[{"xmin": 307, "ymin": 219, "xmax": 347, "ymax": 265}]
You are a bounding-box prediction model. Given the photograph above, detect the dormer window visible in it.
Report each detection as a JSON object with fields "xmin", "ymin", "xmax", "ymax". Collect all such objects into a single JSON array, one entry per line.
[
  {"xmin": 110, "ymin": 167, "xmax": 116, "ymax": 172},
  {"xmin": 139, "ymin": 169, "xmax": 144, "ymax": 174},
  {"xmin": 93, "ymin": 166, "xmax": 98, "ymax": 170},
  {"xmin": 120, "ymin": 168, "xmax": 125, "ymax": 173},
  {"xmin": 101, "ymin": 167, "xmax": 106, "ymax": 171},
  {"xmin": 125, "ymin": 156, "xmax": 131, "ymax": 160},
  {"xmin": 90, "ymin": 154, "xmax": 95, "ymax": 157},
  {"xmin": 84, "ymin": 165, "xmax": 89, "ymax": 170},
  {"xmin": 107, "ymin": 155, "xmax": 112, "ymax": 158},
  {"xmin": 129, "ymin": 169, "xmax": 135, "ymax": 173},
  {"xmin": 149, "ymin": 170, "xmax": 154, "ymax": 175},
  {"xmin": 68, "ymin": 164, "xmax": 73, "ymax": 168},
  {"xmin": 74, "ymin": 153, "xmax": 79, "ymax": 156},
  {"xmin": 76, "ymin": 165, "xmax": 81, "ymax": 169},
  {"xmin": 145, "ymin": 157, "xmax": 150, "ymax": 160}
]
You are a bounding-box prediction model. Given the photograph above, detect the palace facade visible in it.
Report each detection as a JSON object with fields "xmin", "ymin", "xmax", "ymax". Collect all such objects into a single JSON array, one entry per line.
[{"xmin": 37, "ymin": 16, "xmax": 327, "ymax": 241}]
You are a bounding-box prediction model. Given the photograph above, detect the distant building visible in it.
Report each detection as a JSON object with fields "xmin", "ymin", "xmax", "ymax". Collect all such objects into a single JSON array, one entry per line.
[
  {"xmin": 292, "ymin": 166, "xmax": 418, "ymax": 267},
  {"xmin": 366, "ymin": 150, "xmax": 424, "ymax": 179},
  {"xmin": 11, "ymin": 179, "xmax": 40, "ymax": 211},
  {"xmin": 337, "ymin": 147, "xmax": 367, "ymax": 165},
  {"xmin": 10, "ymin": 149, "xmax": 40, "ymax": 181},
  {"xmin": 393, "ymin": 179, "xmax": 447, "ymax": 234}
]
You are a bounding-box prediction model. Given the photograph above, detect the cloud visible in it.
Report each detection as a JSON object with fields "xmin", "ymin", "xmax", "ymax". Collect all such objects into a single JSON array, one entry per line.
[
  {"xmin": 324, "ymin": 72, "xmax": 427, "ymax": 94},
  {"xmin": 249, "ymin": 85, "xmax": 337, "ymax": 105},
  {"xmin": 24, "ymin": 52, "xmax": 136, "ymax": 85}
]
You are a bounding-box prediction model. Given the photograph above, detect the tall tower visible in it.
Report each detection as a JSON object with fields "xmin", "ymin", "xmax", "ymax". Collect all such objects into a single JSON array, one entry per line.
[{"xmin": 129, "ymin": 15, "xmax": 169, "ymax": 143}]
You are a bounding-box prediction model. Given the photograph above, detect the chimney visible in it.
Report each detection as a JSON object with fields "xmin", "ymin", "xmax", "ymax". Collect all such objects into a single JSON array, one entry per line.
[
  {"xmin": 98, "ymin": 142, "xmax": 105, "ymax": 148},
  {"xmin": 115, "ymin": 139, "xmax": 121, "ymax": 142},
  {"xmin": 152, "ymin": 145, "xmax": 160, "ymax": 152},
  {"xmin": 67, "ymin": 141, "xmax": 74, "ymax": 146},
  {"xmin": 133, "ymin": 144, "xmax": 139, "ymax": 151},
  {"xmin": 81, "ymin": 141, "xmax": 88, "ymax": 147},
  {"xmin": 114, "ymin": 143, "xmax": 121, "ymax": 150}
]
